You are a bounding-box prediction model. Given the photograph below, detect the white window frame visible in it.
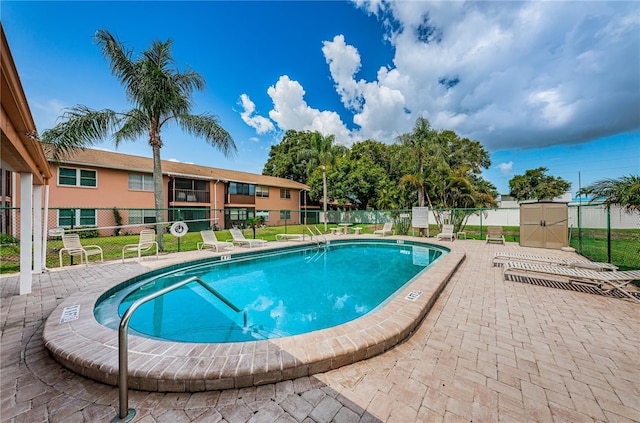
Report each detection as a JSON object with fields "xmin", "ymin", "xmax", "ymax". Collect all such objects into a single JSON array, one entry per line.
[
  {"xmin": 256, "ymin": 210, "xmax": 270, "ymax": 221},
  {"xmin": 128, "ymin": 209, "xmax": 157, "ymax": 225},
  {"xmin": 256, "ymin": 186, "xmax": 270, "ymax": 198},
  {"xmin": 58, "ymin": 167, "xmax": 97, "ymax": 188},
  {"xmin": 57, "ymin": 208, "xmax": 97, "ymax": 227},
  {"xmin": 128, "ymin": 173, "xmax": 154, "ymax": 191},
  {"xmin": 280, "ymin": 210, "xmax": 291, "ymax": 220},
  {"xmin": 280, "ymin": 188, "xmax": 291, "ymax": 199}
]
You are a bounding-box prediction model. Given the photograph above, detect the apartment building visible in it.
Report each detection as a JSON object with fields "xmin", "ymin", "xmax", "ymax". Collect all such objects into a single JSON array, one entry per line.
[{"xmin": 47, "ymin": 147, "xmax": 310, "ymax": 232}]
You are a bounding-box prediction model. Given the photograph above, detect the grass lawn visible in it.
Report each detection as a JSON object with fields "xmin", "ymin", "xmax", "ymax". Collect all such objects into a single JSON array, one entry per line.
[{"xmin": 1, "ymin": 224, "xmax": 638, "ymax": 275}]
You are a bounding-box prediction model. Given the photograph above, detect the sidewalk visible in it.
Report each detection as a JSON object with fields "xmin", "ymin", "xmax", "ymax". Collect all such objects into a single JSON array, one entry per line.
[{"xmin": 2, "ymin": 239, "xmax": 639, "ymax": 422}]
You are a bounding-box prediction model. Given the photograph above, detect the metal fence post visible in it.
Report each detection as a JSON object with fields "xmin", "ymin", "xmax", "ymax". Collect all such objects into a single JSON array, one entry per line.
[
  {"xmin": 577, "ymin": 203, "xmax": 582, "ymax": 254},
  {"xmin": 607, "ymin": 205, "xmax": 612, "ymax": 264}
]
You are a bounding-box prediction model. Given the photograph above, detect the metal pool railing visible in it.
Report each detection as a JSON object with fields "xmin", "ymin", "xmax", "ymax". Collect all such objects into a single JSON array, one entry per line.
[{"xmin": 112, "ymin": 275, "xmax": 246, "ymax": 422}]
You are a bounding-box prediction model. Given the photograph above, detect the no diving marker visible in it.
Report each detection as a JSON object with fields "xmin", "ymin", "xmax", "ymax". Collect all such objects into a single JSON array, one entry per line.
[
  {"xmin": 405, "ymin": 291, "xmax": 422, "ymax": 301},
  {"xmin": 60, "ymin": 305, "xmax": 80, "ymax": 323}
]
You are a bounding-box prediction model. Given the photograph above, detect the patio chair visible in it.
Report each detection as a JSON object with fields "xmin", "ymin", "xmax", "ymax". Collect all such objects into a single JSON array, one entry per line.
[
  {"xmin": 373, "ymin": 222, "xmax": 393, "ymax": 236},
  {"xmin": 197, "ymin": 230, "xmax": 233, "ymax": 252},
  {"xmin": 59, "ymin": 233, "xmax": 103, "ymax": 267},
  {"xmin": 502, "ymin": 261, "xmax": 640, "ymax": 303},
  {"xmin": 230, "ymin": 228, "xmax": 268, "ymax": 248},
  {"xmin": 122, "ymin": 229, "xmax": 158, "ymax": 262},
  {"xmin": 486, "ymin": 226, "xmax": 505, "ymax": 244},
  {"xmin": 492, "ymin": 252, "xmax": 618, "ymax": 271},
  {"xmin": 436, "ymin": 224, "xmax": 455, "ymax": 241},
  {"xmin": 275, "ymin": 233, "xmax": 305, "ymax": 241}
]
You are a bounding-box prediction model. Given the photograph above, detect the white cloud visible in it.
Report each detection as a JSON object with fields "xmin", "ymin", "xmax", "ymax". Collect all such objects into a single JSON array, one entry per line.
[
  {"xmin": 362, "ymin": 0, "xmax": 640, "ymax": 150},
  {"xmin": 322, "ymin": 35, "xmax": 410, "ymax": 141},
  {"xmin": 496, "ymin": 161, "xmax": 514, "ymax": 176},
  {"xmin": 266, "ymin": 75, "xmax": 352, "ymax": 144},
  {"xmin": 167, "ymin": 158, "xmax": 194, "ymax": 164},
  {"xmin": 322, "ymin": 35, "xmax": 363, "ymax": 110},
  {"xmin": 241, "ymin": 1, "xmax": 639, "ymax": 151},
  {"xmin": 238, "ymin": 94, "xmax": 275, "ymax": 134}
]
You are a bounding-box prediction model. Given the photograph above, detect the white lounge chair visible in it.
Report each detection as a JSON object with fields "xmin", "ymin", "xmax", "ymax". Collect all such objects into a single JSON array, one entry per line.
[
  {"xmin": 198, "ymin": 230, "xmax": 233, "ymax": 252},
  {"xmin": 436, "ymin": 224, "xmax": 455, "ymax": 241},
  {"xmin": 59, "ymin": 233, "xmax": 103, "ymax": 267},
  {"xmin": 275, "ymin": 233, "xmax": 305, "ymax": 241},
  {"xmin": 503, "ymin": 261, "xmax": 640, "ymax": 303},
  {"xmin": 486, "ymin": 226, "xmax": 505, "ymax": 244},
  {"xmin": 373, "ymin": 222, "xmax": 393, "ymax": 236},
  {"xmin": 122, "ymin": 229, "xmax": 158, "ymax": 262},
  {"xmin": 493, "ymin": 252, "xmax": 618, "ymax": 271},
  {"xmin": 230, "ymin": 228, "xmax": 268, "ymax": 248}
]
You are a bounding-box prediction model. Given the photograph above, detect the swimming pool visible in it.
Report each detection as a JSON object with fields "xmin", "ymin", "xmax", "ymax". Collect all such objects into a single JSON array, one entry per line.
[
  {"xmin": 95, "ymin": 241, "xmax": 445, "ymax": 343},
  {"xmin": 44, "ymin": 237, "xmax": 463, "ymax": 391}
]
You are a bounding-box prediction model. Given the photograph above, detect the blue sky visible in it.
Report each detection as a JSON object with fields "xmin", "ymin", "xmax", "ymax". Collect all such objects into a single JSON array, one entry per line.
[{"xmin": 4, "ymin": 0, "xmax": 639, "ymax": 196}]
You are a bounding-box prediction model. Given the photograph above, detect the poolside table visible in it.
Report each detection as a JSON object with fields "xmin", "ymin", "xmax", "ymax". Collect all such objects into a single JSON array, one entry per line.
[{"xmin": 338, "ymin": 223, "xmax": 352, "ymax": 234}]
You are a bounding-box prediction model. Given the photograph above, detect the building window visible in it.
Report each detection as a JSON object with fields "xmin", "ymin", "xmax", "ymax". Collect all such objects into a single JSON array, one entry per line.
[
  {"xmin": 280, "ymin": 210, "xmax": 291, "ymax": 220},
  {"xmin": 280, "ymin": 189, "xmax": 291, "ymax": 199},
  {"xmin": 58, "ymin": 167, "xmax": 97, "ymax": 187},
  {"xmin": 128, "ymin": 173, "xmax": 154, "ymax": 191},
  {"xmin": 225, "ymin": 207, "xmax": 254, "ymax": 221},
  {"xmin": 58, "ymin": 208, "xmax": 97, "ymax": 227},
  {"xmin": 256, "ymin": 186, "xmax": 269, "ymax": 198},
  {"xmin": 229, "ymin": 182, "xmax": 255, "ymax": 196},
  {"xmin": 256, "ymin": 210, "xmax": 270, "ymax": 221},
  {"xmin": 128, "ymin": 209, "xmax": 156, "ymax": 224}
]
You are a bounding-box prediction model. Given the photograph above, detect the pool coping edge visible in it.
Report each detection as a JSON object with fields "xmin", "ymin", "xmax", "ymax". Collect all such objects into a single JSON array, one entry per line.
[{"xmin": 42, "ymin": 237, "xmax": 465, "ymax": 392}]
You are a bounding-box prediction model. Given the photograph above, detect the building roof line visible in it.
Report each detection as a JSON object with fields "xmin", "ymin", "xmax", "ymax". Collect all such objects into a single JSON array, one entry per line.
[{"xmin": 48, "ymin": 147, "xmax": 309, "ymax": 190}]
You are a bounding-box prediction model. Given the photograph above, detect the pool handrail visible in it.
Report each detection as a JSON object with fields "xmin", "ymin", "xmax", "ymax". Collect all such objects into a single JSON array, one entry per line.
[
  {"xmin": 113, "ymin": 275, "xmax": 247, "ymax": 422},
  {"xmin": 307, "ymin": 225, "xmax": 327, "ymax": 245}
]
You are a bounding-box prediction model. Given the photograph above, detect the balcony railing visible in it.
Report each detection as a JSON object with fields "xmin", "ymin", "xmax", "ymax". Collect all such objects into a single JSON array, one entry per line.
[{"xmin": 171, "ymin": 189, "xmax": 210, "ymax": 203}]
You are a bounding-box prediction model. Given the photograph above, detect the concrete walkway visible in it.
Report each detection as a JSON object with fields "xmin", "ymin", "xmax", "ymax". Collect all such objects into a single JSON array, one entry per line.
[{"xmin": 2, "ymin": 239, "xmax": 639, "ymax": 422}]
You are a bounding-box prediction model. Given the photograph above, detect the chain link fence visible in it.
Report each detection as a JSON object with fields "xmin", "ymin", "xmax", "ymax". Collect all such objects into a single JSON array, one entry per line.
[{"xmin": 1, "ymin": 204, "xmax": 638, "ymax": 273}]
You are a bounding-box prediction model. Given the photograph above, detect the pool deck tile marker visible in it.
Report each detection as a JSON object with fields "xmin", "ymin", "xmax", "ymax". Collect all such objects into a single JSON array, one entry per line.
[{"xmin": 42, "ymin": 236, "xmax": 460, "ymax": 392}]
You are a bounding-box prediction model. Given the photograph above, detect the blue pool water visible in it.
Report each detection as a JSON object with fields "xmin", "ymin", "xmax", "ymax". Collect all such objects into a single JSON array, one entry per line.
[{"xmin": 94, "ymin": 241, "xmax": 445, "ymax": 343}]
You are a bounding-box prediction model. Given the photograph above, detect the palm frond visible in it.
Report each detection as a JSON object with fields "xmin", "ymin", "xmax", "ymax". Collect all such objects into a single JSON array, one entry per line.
[
  {"xmin": 113, "ymin": 109, "xmax": 149, "ymax": 146},
  {"xmin": 178, "ymin": 113, "xmax": 236, "ymax": 158},
  {"xmin": 41, "ymin": 106, "xmax": 122, "ymax": 161},
  {"xmin": 94, "ymin": 30, "xmax": 137, "ymax": 95}
]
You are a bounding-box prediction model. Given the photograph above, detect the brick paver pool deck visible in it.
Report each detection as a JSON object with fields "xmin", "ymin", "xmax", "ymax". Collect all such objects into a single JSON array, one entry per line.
[{"xmin": 2, "ymin": 237, "xmax": 639, "ymax": 422}]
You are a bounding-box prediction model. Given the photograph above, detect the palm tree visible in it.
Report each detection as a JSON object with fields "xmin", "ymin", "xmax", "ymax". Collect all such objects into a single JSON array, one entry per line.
[
  {"xmin": 396, "ymin": 117, "xmax": 446, "ymax": 209},
  {"xmin": 579, "ymin": 175, "xmax": 640, "ymax": 212},
  {"xmin": 298, "ymin": 132, "xmax": 336, "ymax": 231},
  {"xmin": 41, "ymin": 30, "xmax": 235, "ymax": 250},
  {"xmin": 245, "ymin": 216, "xmax": 265, "ymax": 239}
]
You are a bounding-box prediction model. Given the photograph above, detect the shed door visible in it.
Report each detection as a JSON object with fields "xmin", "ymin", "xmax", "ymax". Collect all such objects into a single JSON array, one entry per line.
[
  {"xmin": 520, "ymin": 204, "xmax": 545, "ymax": 247},
  {"xmin": 543, "ymin": 203, "xmax": 568, "ymax": 249},
  {"xmin": 519, "ymin": 203, "xmax": 568, "ymax": 249}
]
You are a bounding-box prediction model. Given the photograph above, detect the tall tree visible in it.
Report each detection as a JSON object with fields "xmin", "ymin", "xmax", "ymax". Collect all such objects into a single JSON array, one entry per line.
[
  {"xmin": 396, "ymin": 117, "xmax": 441, "ymax": 208},
  {"xmin": 509, "ymin": 167, "xmax": 571, "ymax": 202},
  {"xmin": 41, "ymin": 30, "xmax": 235, "ymax": 250},
  {"xmin": 396, "ymin": 119, "xmax": 495, "ymax": 232},
  {"xmin": 262, "ymin": 130, "xmax": 313, "ymax": 183},
  {"xmin": 298, "ymin": 132, "xmax": 336, "ymax": 231},
  {"xmin": 578, "ymin": 175, "xmax": 640, "ymax": 212}
]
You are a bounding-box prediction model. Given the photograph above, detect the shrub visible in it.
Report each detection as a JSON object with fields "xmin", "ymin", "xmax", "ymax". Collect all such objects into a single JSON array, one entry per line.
[
  {"xmin": 76, "ymin": 227, "xmax": 99, "ymax": 239},
  {"xmin": 0, "ymin": 233, "xmax": 18, "ymax": 245}
]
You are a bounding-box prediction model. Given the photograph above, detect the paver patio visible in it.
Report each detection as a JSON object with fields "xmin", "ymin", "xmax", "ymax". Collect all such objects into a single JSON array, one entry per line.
[{"xmin": 2, "ymin": 237, "xmax": 639, "ymax": 422}]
